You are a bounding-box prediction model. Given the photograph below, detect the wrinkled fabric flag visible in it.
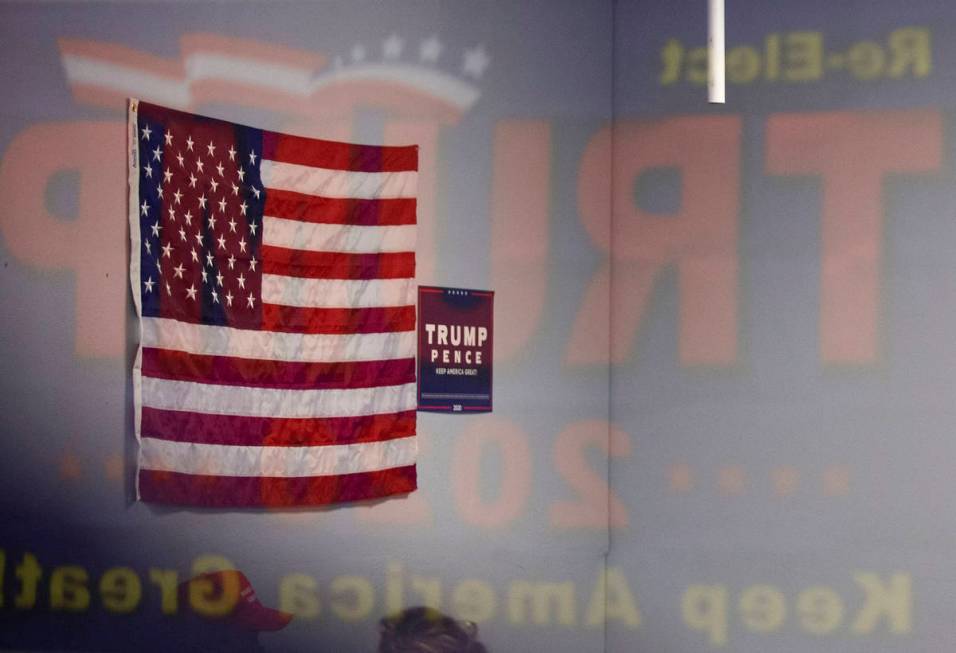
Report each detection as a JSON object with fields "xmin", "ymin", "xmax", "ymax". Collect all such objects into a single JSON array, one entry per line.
[{"xmin": 128, "ymin": 99, "xmax": 418, "ymax": 507}]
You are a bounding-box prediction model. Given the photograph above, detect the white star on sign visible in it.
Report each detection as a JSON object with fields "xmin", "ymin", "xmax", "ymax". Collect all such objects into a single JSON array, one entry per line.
[
  {"xmin": 184, "ymin": 210, "xmax": 193, "ymax": 225},
  {"xmin": 217, "ymin": 162, "xmax": 225, "ymax": 177},
  {"xmin": 152, "ymin": 146, "xmax": 163, "ymax": 162},
  {"xmin": 211, "ymin": 288, "xmax": 219, "ymax": 303},
  {"xmin": 190, "ymin": 248, "xmax": 199, "ymax": 262},
  {"xmin": 420, "ymin": 35, "xmax": 442, "ymax": 63},
  {"xmin": 173, "ymin": 263, "xmax": 185, "ymax": 278},
  {"xmin": 207, "ymin": 142, "xmax": 216, "ymax": 157},
  {"xmin": 210, "ymin": 179, "xmax": 220, "ymax": 192},
  {"xmin": 144, "ymin": 164, "xmax": 153, "ymax": 179},
  {"xmin": 217, "ymin": 235, "xmax": 227, "ymax": 250},
  {"xmin": 218, "ymin": 197, "xmax": 227, "ymax": 213},
  {"xmin": 237, "ymin": 168, "xmax": 245, "ymax": 182},
  {"xmin": 201, "ymin": 268, "xmax": 208, "ymax": 284},
  {"xmin": 207, "ymin": 214, "xmax": 217, "ymax": 230},
  {"xmin": 178, "ymin": 226, "xmax": 186, "ymax": 241},
  {"xmin": 186, "ymin": 135, "xmax": 194, "ymax": 151},
  {"xmin": 239, "ymin": 201, "xmax": 248, "ymax": 216},
  {"xmin": 246, "ymin": 294, "xmax": 256, "ymax": 308},
  {"xmin": 186, "ymin": 284, "xmax": 197, "ymax": 301},
  {"xmin": 189, "ymin": 173, "xmax": 197, "ymax": 188},
  {"xmin": 141, "ymin": 200, "xmax": 150, "ymax": 216},
  {"xmin": 231, "ymin": 182, "xmax": 239, "ymax": 196},
  {"xmin": 225, "ymin": 290, "xmax": 233, "ymax": 306},
  {"xmin": 228, "ymin": 254, "xmax": 236, "ymax": 270},
  {"xmin": 237, "ymin": 273, "xmax": 246, "ymax": 289},
  {"xmin": 228, "ymin": 145, "xmax": 236, "ymax": 161},
  {"xmin": 162, "ymin": 243, "xmax": 173, "ymax": 258},
  {"xmin": 151, "ymin": 221, "xmax": 161, "ymax": 237},
  {"xmin": 462, "ymin": 45, "xmax": 490, "ymax": 78},
  {"xmin": 251, "ymin": 186, "xmax": 261, "ymax": 199},
  {"xmin": 195, "ymin": 231, "xmax": 204, "ymax": 246},
  {"xmin": 249, "ymin": 150, "xmax": 257, "ymax": 165},
  {"xmin": 248, "ymin": 221, "xmax": 258, "ymax": 236},
  {"xmin": 176, "ymin": 152, "xmax": 184, "ymax": 167},
  {"xmin": 195, "ymin": 158, "xmax": 204, "ymax": 173},
  {"xmin": 164, "ymin": 130, "xmax": 173, "ymax": 146},
  {"xmin": 141, "ymin": 124, "xmax": 152, "ymax": 141},
  {"xmin": 238, "ymin": 237, "xmax": 247, "ymax": 253},
  {"xmin": 144, "ymin": 276, "xmax": 155, "ymax": 293},
  {"xmin": 198, "ymin": 194, "xmax": 207, "ymax": 209},
  {"xmin": 216, "ymin": 271, "xmax": 224, "ymax": 287},
  {"xmin": 206, "ymin": 251, "xmax": 214, "ymax": 267},
  {"xmin": 173, "ymin": 189, "xmax": 182, "ymax": 204},
  {"xmin": 248, "ymin": 256, "xmax": 257, "ymax": 271},
  {"xmin": 383, "ymin": 34, "xmax": 404, "ymax": 59},
  {"xmin": 228, "ymin": 217, "xmax": 237, "ymax": 233}
]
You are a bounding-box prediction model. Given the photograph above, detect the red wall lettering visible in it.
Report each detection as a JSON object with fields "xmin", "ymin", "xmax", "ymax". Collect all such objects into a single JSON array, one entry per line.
[
  {"xmin": 491, "ymin": 120, "xmax": 551, "ymax": 361},
  {"xmin": 568, "ymin": 116, "xmax": 741, "ymax": 366},
  {"xmin": 766, "ymin": 109, "xmax": 942, "ymax": 363},
  {"xmin": 0, "ymin": 122, "xmax": 126, "ymax": 358}
]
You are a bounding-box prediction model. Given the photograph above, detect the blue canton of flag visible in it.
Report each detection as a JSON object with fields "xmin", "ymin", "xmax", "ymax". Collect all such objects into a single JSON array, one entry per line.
[{"xmin": 137, "ymin": 103, "xmax": 264, "ymax": 327}]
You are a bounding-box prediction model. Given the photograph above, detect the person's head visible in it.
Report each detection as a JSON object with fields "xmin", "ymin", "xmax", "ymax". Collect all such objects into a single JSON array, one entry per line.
[{"xmin": 378, "ymin": 606, "xmax": 487, "ymax": 653}]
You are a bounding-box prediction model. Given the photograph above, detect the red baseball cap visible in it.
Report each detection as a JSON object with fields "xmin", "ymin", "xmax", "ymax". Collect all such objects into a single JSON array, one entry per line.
[{"xmin": 180, "ymin": 569, "xmax": 293, "ymax": 632}]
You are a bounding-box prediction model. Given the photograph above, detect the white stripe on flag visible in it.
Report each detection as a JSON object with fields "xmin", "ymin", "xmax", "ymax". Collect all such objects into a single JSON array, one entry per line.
[
  {"xmin": 142, "ymin": 377, "xmax": 417, "ymax": 418},
  {"xmin": 262, "ymin": 217, "xmax": 416, "ymax": 253},
  {"xmin": 141, "ymin": 317, "xmax": 415, "ymax": 362},
  {"xmin": 141, "ymin": 317, "xmax": 418, "ymax": 363},
  {"xmin": 262, "ymin": 275, "xmax": 415, "ymax": 309},
  {"xmin": 260, "ymin": 159, "xmax": 417, "ymax": 199},
  {"xmin": 139, "ymin": 435, "xmax": 418, "ymax": 477}
]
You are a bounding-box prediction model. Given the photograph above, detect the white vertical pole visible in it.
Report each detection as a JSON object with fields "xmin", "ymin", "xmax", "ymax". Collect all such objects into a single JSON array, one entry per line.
[{"xmin": 708, "ymin": 0, "xmax": 726, "ymax": 103}]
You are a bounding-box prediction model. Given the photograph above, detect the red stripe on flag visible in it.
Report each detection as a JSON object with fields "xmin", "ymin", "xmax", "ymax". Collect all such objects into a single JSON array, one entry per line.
[
  {"xmin": 262, "ymin": 132, "xmax": 417, "ymax": 172},
  {"xmin": 264, "ymin": 189, "xmax": 416, "ymax": 225},
  {"xmin": 139, "ymin": 465, "xmax": 417, "ymax": 507},
  {"xmin": 141, "ymin": 407, "xmax": 417, "ymax": 446},
  {"xmin": 261, "ymin": 303, "xmax": 416, "ymax": 334},
  {"xmin": 142, "ymin": 348, "xmax": 415, "ymax": 390},
  {"xmin": 261, "ymin": 246, "xmax": 415, "ymax": 280}
]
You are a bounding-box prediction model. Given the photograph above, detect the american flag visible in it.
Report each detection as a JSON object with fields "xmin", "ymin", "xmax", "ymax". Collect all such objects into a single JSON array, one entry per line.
[{"xmin": 128, "ymin": 100, "xmax": 418, "ymax": 507}]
